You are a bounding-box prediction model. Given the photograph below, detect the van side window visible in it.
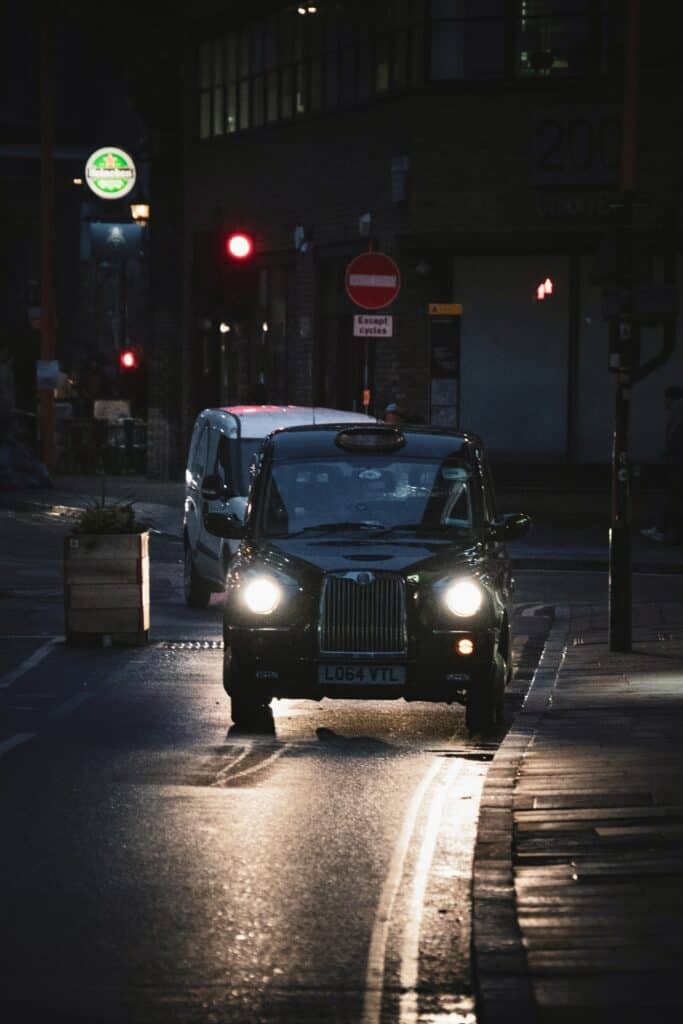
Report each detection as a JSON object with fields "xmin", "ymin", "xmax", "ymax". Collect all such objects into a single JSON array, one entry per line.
[
  {"xmin": 192, "ymin": 426, "xmax": 210, "ymax": 483},
  {"xmin": 215, "ymin": 434, "xmax": 232, "ymax": 491}
]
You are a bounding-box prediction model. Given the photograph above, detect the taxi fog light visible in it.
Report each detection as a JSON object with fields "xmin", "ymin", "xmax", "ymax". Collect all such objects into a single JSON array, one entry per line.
[
  {"xmin": 243, "ymin": 577, "xmax": 281, "ymax": 615},
  {"xmin": 443, "ymin": 579, "xmax": 483, "ymax": 617},
  {"xmin": 456, "ymin": 637, "xmax": 474, "ymax": 656}
]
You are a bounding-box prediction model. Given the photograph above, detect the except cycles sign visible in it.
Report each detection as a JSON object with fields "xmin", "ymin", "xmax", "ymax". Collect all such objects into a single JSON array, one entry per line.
[
  {"xmin": 345, "ymin": 251, "xmax": 401, "ymax": 310},
  {"xmin": 85, "ymin": 147, "xmax": 136, "ymax": 200}
]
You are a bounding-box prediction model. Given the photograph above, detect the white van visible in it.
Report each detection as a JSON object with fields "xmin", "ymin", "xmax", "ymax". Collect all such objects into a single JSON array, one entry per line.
[{"xmin": 183, "ymin": 404, "xmax": 375, "ymax": 606}]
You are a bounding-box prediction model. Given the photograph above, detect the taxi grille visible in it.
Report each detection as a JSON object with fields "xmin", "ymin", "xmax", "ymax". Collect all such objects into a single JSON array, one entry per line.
[{"xmin": 319, "ymin": 574, "xmax": 407, "ymax": 654}]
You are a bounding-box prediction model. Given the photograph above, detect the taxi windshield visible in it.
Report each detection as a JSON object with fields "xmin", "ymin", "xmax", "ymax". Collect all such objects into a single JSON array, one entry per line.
[{"xmin": 261, "ymin": 456, "xmax": 475, "ymax": 538}]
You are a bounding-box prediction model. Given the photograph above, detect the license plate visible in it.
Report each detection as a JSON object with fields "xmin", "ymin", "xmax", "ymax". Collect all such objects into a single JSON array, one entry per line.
[{"xmin": 317, "ymin": 664, "xmax": 406, "ymax": 685}]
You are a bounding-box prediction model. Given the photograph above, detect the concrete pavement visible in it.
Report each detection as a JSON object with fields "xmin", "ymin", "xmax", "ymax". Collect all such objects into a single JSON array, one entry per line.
[{"xmin": 473, "ymin": 602, "xmax": 683, "ymax": 1023}]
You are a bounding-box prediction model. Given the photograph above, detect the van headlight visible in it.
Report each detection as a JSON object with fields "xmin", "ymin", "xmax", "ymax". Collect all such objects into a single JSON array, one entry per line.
[
  {"xmin": 243, "ymin": 576, "xmax": 282, "ymax": 615},
  {"xmin": 443, "ymin": 579, "xmax": 483, "ymax": 617}
]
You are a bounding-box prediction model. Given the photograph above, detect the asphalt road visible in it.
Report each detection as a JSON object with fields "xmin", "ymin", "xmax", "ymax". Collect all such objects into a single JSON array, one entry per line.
[{"xmin": 4, "ymin": 506, "xmax": 677, "ymax": 1023}]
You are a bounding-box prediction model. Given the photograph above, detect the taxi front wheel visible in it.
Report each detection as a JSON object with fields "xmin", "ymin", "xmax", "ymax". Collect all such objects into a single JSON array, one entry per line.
[
  {"xmin": 465, "ymin": 652, "xmax": 505, "ymax": 738},
  {"xmin": 224, "ymin": 649, "xmax": 271, "ymax": 726}
]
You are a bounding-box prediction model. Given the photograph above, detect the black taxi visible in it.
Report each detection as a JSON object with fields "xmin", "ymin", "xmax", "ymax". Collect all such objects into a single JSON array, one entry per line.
[{"xmin": 205, "ymin": 424, "xmax": 531, "ymax": 736}]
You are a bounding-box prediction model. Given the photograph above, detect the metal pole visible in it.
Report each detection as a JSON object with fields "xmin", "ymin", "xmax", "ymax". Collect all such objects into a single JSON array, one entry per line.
[
  {"xmin": 362, "ymin": 339, "xmax": 370, "ymax": 413},
  {"xmin": 608, "ymin": 0, "xmax": 639, "ymax": 652},
  {"xmin": 39, "ymin": 1, "xmax": 56, "ymax": 472},
  {"xmin": 609, "ymin": 368, "xmax": 632, "ymax": 651}
]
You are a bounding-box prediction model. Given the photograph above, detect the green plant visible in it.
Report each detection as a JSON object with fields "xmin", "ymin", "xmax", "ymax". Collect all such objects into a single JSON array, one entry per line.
[{"xmin": 73, "ymin": 499, "xmax": 142, "ymax": 534}]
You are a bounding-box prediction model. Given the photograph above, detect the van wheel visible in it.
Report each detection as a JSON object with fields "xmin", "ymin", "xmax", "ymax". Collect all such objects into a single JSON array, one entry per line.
[
  {"xmin": 183, "ymin": 544, "xmax": 212, "ymax": 608},
  {"xmin": 224, "ymin": 650, "xmax": 270, "ymax": 726},
  {"xmin": 466, "ymin": 652, "xmax": 505, "ymax": 738}
]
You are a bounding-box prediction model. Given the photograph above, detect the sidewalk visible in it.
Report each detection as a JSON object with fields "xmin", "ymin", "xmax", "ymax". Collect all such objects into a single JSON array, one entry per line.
[
  {"xmin": 0, "ymin": 474, "xmax": 185, "ymax": 539},
  {"xmin": 473, "ymin": 602, "xmax": 683, "ymax": 1023}
]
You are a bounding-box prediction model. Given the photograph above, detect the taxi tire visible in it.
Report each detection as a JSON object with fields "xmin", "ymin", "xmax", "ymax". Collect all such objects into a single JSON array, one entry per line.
[
  {"xmin": 466, "ymin": 651, "xmax": 505, "ymax": 738},
  {"xmin": 184, "ymin": 544, "xmax": 212, "ymax": 609},
  {"xmin": 224, "ymin": 649, "xmax": 270, "ymax": 726}
]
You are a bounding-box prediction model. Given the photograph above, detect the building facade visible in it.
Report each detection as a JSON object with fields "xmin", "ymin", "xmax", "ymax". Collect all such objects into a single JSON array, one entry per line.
[{"xmin": 177, "ymin": 0, "xmax": 682, "ymax": 466}]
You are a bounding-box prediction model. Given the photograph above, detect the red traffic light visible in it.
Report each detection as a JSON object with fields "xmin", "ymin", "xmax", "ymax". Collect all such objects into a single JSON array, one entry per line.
[
  {"xmin": 225, "ymin": 232, "xmax": 254, "ymax": 260},
  {"xmin": 119, "ymin": 349, "xmax": 138, "ymax": 370}
]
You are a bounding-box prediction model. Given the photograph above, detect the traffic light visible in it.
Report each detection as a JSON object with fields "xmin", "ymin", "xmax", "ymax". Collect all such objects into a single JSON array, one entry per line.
[
  {"xmin": 535, "ymin": 277, "xmax": 554, "ymax": 301},
  {"xmin": 221, "ymin": 231, "xmax": 258, "ymax": 322},
  {"xmin": 225, "ymin": 232, "xmax": 254, "ymax": 260},
  {"xmin": 119, "ymin": 348, "xmax": 138, "ymax": 371}
]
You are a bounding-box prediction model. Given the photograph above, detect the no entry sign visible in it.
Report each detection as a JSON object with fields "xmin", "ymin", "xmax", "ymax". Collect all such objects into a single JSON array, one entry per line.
[{"xmin": 345, "ymin": 251, "xmax": 401, "ymax": 310}]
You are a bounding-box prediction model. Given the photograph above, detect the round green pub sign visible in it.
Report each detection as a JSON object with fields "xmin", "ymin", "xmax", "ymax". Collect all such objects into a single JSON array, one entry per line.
[{"xmin": 85, "ymin": 147, "xmax": 136, "ymax": 200}]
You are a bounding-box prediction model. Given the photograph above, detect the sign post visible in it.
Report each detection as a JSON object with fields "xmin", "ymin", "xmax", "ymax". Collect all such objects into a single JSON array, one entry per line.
[{"xmin": 345, "ymin": 252, "xmax": 401, "ymax": 413}]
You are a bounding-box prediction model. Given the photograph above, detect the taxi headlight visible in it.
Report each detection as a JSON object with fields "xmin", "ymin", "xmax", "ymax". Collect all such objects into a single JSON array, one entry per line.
[
  {"xmin": 443, "ymin": 579, "xmax": 483, "ymax": 617},
  {"xmin": 243, "ymin": 576, "xmax": 282, "ymax": 615}
]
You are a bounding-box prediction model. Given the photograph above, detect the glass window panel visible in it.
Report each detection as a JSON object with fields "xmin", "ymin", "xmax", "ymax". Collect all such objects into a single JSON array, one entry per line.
[
  {"xmin": 226, "ymin": 83, "xmax": 238, "ymax": 132},
  {"xmin": 432, "ymin": 0, "xmax": 503, "ymax": 14},
  {"xmin": 376, "ymin": 36, "xmax": 390, "ymax": 91},
  {"xmin": 294, "ymin": 18, "xmax": 304, "ymax": 59},
  {"xmin": 213, "ymin": 87, "xmax": 224, "ymax": 134},
  {"xmin": 338, "ymin": 19, "xmax": 354, "ymax": 47},
  {"xmin": 226, "ymin": 35, "xmax": 237, "ymax": 81},
  {"xmin": 431, "ymin": 22, "xmax": 462, "ymax": 78},
  {"xmin": 340, "ymin": 46, "xmax": 355, "ymax": 103},
  {"xmin": 432, "ymin": 19, "xmax": 504, "ymax": 79},
  {"xmin": 464, "ymin": 20, "xmax": 504, "ymax": 78},
  {"xmin": 199, "ymin": 43, "xmax": 211, "ymax": 88},
  {"xmin": 213, "ymin": 39, "xmax": 224, "ymax": 84},
  {"xmin": 393, "ymin": 28, "xmax": 408, "ymax": 86},
  {"xmin": 281, "ymin": 65, "xmax": 294, "ymax": 118},
  {"xmin": 521, "ymin": 0, "xmax": 591, "ymax": 13},
  {"xmin": 199, "ymin": 91, "xmax": 211, "ymax": 138},
  {"xmin": 601, "ymin": 11, "xmax": 624, "ymax": 76},
  {"xmin": 310, "ymin": 58, "xmax": 323, "ymax": 110},
  {"xmin": 325, "ymin": 50, "xmax": 339, "ymax": 107},
  {"xmin": 239, "ymin": 79, "xmax": 250, "ymax": 128},
  {"xmin": 410, "ymin": 24, "xmax": 424, "ymax": 82},
  {"xmin": 252, "ymin": 23, "xmax": 264, "ymax": 73},
  {"xmin": 266, "ymin": 69, "xmax": 279, "ymax": 121},
  {"xmin": 280, "ymin": 10, "xmax": 294, "ymax": 62},
  {"xmin": 358, "ymin": 40, "xmax": 371, "ymax": 98},
  {"xmin": 296, "ymin": 63, "xmax": 307, "ymax": 113},
  {"xmin": 640, "ymin": 8, "xmax": 677, "ymax": 71},
  {"xmin": 239, "ymin": 30, "xmax": 250, "ymax": 77},
  {"xmin": 310, "ymin": 15, "xmax": 324, "ymax": 56},
  {"xmin": 253, "ymin": 74, "xmax": 265, "ymax": 126},
  {"xmin": 265, "ymin": 17, "xmax": 277, "ymax": 69},
  {"xmin": 517, "ymin": 13, "xmax": 591, "ymax": 76},
  {"xmin": 326, "ymin": 11, "xmax": 338, "ymax": 49}
]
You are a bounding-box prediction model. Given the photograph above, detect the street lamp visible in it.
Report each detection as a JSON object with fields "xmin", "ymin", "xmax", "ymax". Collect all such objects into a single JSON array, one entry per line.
[{"xmin": 130, "ymin": 202, "xmax": 150, "ymax": 225}]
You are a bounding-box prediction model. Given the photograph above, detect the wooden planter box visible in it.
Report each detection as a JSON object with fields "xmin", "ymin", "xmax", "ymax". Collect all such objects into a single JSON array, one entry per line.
[{"xmin": 64, "ymin": 532, "xmax": 150, "ymax": 645}]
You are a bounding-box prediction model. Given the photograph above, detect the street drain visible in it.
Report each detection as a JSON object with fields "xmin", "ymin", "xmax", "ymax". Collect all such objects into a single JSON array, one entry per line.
[{"xmin": 156, "ymin": 640, "xmax": 224, "ymax": 650}]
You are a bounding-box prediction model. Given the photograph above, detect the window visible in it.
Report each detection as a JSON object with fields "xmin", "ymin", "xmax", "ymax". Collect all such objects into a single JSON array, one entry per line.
[
  {"xmin": 192, "ymin": 426, "xmax": 210, "ymax": 483},
  {"xmin": 197, "ymin": 2, "xmax": 629, "ymax": 139},
  {"xmin": 516, "ymin": 0, "xmax": 594, "ymax": 78},
  {"xmin": 197, "ymin": 1, "xmax": 428, "ymax": 139},
  {"xmin": 430, "ymin": 0, "xmax": 505, "ymax": 80}
]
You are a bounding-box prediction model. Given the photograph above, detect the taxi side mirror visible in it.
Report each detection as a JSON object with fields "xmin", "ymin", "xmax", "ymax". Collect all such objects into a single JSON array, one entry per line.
[
  {"xmin": 489, "ymin": 512, "xmax": 532, "ymax": 541},
  {"xmin": 204, "ymin": 511, "xmax": 245, "ymax": 539}
]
